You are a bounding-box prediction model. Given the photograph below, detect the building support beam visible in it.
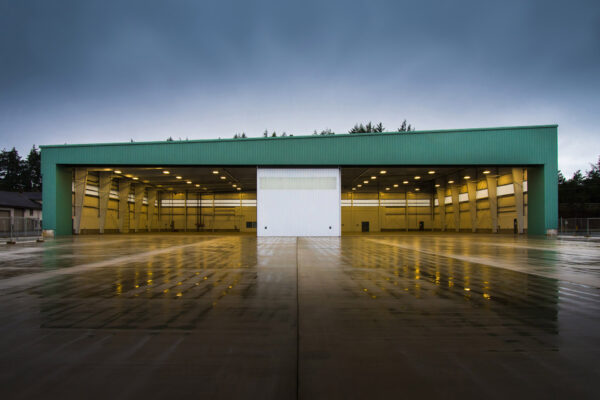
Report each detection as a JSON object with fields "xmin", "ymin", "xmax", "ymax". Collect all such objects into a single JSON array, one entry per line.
[
  {"xmin": 486, "ymin": 175, "xmax": 498, "ymax": 233},
  {"xmin": 436, "ymin": 187, "xmax": 446, "ymax": 231},
  {"xmin": 133, "ymin": 184, "xmax": 145, "ymax": 232},
  {"xmin": 512, "ymin": 167, "xmax": 524, "ymax": 234},
  {"xmin": 451, "ymin": 185, "xmax": 460, "ymax": 232},
  {"xmin": 98, "ymin": 172, "xmax": 112, "ymax": 234},
  {"xmin": 147, "ymin": 189, "xmax": 157, "ymax": 232},
  {"xmin": 466, "ymin": 180, "xmax": 478, "ymax": 232},
  {"xmin": 185, "ymin": 190, "xmax": 188, "ymax": 232},
  {"xmin": 118, "ymin": 180, "xmax": 131, "ymax": 233},
  {"xmin": 73, "ymin": 168, "xmax": 87, "ymax": 234}
]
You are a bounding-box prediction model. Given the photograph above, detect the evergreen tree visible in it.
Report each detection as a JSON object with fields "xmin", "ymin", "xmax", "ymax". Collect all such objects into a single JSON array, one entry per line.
[
  {"xmin": 0, "ymin": 148, "xmax": 25, "ymax": 191},
  {"xmin": 25, "ymin": 145, "xmax": 41, "ymax": 191}
]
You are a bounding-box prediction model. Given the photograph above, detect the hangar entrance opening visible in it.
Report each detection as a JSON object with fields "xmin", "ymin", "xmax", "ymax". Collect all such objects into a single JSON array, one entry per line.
[
  {"xmin": 340, "ymin": 166, "xmax": 529, "ymax": 234},
  {"xmin": 71, "ymin": 165, "xmax": 529, "ymax": 236},
  {"xmin": 72, "ymin": 166, "xmax": 258, "ymax": 234}
]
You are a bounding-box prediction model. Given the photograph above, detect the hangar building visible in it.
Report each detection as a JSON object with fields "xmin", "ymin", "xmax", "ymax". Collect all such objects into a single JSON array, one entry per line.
[{"xmin": 40, "ymin": 125, "xmax": 558, "ymax": 236}]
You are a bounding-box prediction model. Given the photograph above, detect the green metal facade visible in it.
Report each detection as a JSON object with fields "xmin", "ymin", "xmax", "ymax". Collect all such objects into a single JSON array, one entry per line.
[{"xmin": 41, "ymin": 125, "xmax": 558, "ymax": 236}]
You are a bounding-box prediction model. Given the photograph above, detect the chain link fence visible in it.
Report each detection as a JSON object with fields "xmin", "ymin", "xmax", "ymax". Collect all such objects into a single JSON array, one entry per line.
[
  {"xmin": 0, "ymin": 217, "xmax": 43, "ymax": 242},
  {"xmin": 560, "ymin": 218, "xmax": 600, "ymax": 237}
]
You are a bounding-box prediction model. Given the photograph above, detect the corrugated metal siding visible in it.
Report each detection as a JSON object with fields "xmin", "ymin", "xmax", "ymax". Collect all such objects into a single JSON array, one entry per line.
[{"xmin": 41, "ymin": 125, "xmax": 557, "ymax": 166}]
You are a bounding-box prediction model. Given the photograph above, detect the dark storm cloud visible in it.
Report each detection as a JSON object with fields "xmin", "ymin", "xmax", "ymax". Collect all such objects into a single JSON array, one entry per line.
[{"xmin": 1, "ymin": 0, "xmax": 599, "ymax": 174}]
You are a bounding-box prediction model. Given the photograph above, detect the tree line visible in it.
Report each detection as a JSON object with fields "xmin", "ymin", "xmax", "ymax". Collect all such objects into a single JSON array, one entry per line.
[
  {"xmin": 0, "ymin": 146, "xmax": 42, "ymax": 192},
  {"xmin": 558, "ymin": 158, "xmax": 600, "ymax": 217},
  {"xmin": 228, "ymin": 120, "xmax": 415, "ymax": 139}
]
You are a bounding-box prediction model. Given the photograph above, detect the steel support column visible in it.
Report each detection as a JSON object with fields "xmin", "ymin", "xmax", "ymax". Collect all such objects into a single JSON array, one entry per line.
[
  {"xmin": 466, "ymin": 180, "xmax": 478, "ymax": 232},
  {"xmin": 118, "ymin": 180, "xmax": 131, "ymax": 233},
  {"xmin": 73, "ymin": 168, "xmax": 87, "ymax": 234},
  {"xmin": 486, "ymin": 175, "xmax": 498, "ymax": 233},
  {"xmin": 512, "ymin": 167, "xmax": 524, "ymax": 234},
  {"xmin": 133, "ymin": 184, "xmax": 145, "ymax": 232},
  {"xmin": 147, "ymin": 189, "xmax": 157, "ymax": 232},
  {"xmin": 98, "ymin": 172, "xmax": 112, "ymax": 234},
  {"xmin": 436, "ymin": 187, "xmax": 446, "ymax": 232},
  {"xmin": 451, "ymin": 184, "xmax": 460, "ymax": 232}
]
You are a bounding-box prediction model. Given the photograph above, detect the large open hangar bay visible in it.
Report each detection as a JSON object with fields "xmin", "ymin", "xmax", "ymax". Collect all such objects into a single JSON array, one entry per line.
[{"xmin": 3, "ymin": 125, "xmax": 598, "ymax": 399}]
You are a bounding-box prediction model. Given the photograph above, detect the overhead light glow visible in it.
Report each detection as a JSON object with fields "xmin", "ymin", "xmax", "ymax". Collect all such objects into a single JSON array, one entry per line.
[
  {"xmin": 220, "ymin": 176, "xmax": 226, "ymax": 180},
  {"xmin": 352, "ymin": 188, "xmax": 356, "ymax": 190},
  {"xmin": 162, "ymin": 170, "xmax": 170, "ymax": 174},
  {"xmin": 414, "ymin": 176, "xmax": 421, "ymax": 180},
  {"xmin": 186, "ymin": 180, "xmax": 192, "ymax": 184},
  {"xmin": 232, "ymin": 184, "xmax": 237, "ymax": 187},
  {"xmin": 393, "ymin": 184, "xmax": 399, "ymax": 187},
  {"xmin": 483, "ymin": 170, "xmax": 491, "ymax": 174},
  {"xmin": 464, "ymin": 175, "xmax": 471, "ymax": 180},
  {"xmin": 428, "ymin": 170, "xmax": 435, "ymax": 174},
  {"xmin": 236, "ymin": 187, "xmax": 241, "ymax": 191},
  {"xmin": 195, "ymin": 184, "xmax": 200, "ymax": 187},
  {"xmin": 143, "ymin": 180, "xmax": 149, "ymax": 183},
  {"xmin": 380, "ymin": 170, "xmax": 387, "ymax": 174},
  {"xmin": 403, "ymin": 180, "xmax": 409, "ymax": 184},
  {"xmin": 212, "ymin": 170, "xmax": 219, "ymax": 174},
  {"xmin": 132, "ymin": 177, "xmax": 139, "ymax": 180},
  {"xmin": 114, "ymin": 170, "xmax": 122, "ymax": 174},
  {"xmin": 371, "ymin": 176, "xmax": 377, "ymax": 180},
  {"xmin": 364, "ymin": 180, "xmax": 369, "ymax": 184},
  {"xmin": 385, "ymin": 187, "xmax": 390, "ymax": 191},
  {"xmin": 448, "ymin": 180, "xmax": 454, "ymax": 184},
  {"xmin": 435, "ymin": 184, "xmax": 440, "ymax": 187},
  {"xmin": 176, "ymin": 176, "xmax": 182, "ymax": 179},
  {"xmin": 357, "ymin": 184, "xmax": 362, "ymax": 187},
  {"xmin": 415, "ymin": 188, "xmax": 420, "ymax": 191}
]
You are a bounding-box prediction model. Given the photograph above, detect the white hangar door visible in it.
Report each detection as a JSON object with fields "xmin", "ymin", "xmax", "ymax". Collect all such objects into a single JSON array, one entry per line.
[{"xmin": 257, "ymin": 168, "xmax": 341, "ymax": 237}]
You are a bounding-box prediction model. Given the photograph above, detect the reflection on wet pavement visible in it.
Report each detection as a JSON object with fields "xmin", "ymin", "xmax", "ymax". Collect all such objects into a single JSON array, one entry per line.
[{"xmin": 0, "ymin": 234, "xmax": 599, "ymax": 399}]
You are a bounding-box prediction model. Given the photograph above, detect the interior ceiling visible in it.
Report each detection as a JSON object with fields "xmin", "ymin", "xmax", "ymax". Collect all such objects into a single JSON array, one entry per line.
[
  {"xmin": 86, "ymin": 166, "xmax": 500, "ymax": 193},
  {"xmin": 86, "ymin": 167, "xmax": 257, "ymax": 193}
]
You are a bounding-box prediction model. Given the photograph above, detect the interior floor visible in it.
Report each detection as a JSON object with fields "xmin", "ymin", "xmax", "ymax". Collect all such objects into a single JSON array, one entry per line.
[{"xmin": 1, "ymin": 234, "xmax": 599, "ymax": 399}]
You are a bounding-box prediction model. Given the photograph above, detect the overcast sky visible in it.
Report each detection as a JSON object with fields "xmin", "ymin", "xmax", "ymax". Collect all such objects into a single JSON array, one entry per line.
[{"xmin": 1, "ymin": 0, "xmax": 598, "ymax": 176}]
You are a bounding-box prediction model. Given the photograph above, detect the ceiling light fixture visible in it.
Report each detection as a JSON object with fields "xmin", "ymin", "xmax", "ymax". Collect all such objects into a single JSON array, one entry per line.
[
  {"xmin": 352, "ymin": 188, "xmax": 356, "ymax": 190},
  {"xmin": 414, "ymin": 176, "xmax": 421, "ymax": 180},
  {"xmin": 132, "ymin": 177, "xmax": 139, "ymax": 180},
  {"xmin": 380, "ymin": 170, "xmax": 387, "ymax": 174},
  {"xmin": 483, "ymin": 170, "xmax": 491, "ymax": 174},
  {"xmin": 364, "ymin": 180, "xmax": 369, "ymax": 184},
  {"xmin": 403, "ymin": 180, "xmax": 409, "ymax": 184},
  {"xmin": 195, "ymin": 184, "xmax": 200, "ymax": 187},
  {"xmin": 236, "ymin": 187, "xmax": 241, "ymax": 191},
  {"xmin": 385, "ymin": 187, "xmax": 390, "ymax": 191},
  {"xmin": 162, "ymin": 170, "xmax": 170, "ymax": 174},
  {"xmin": 357, "ymin": 184, "xmax": 362, "ymax": 187},
  {"xmin": 176, "ymin": 176, "xmax": 182, "ymax": 179},
  {"xmin": 428, "ymin": 170, "xmax": 435, "ymax": 174},
  {"xmin": 435, "ymin": 184, "xmax": 440, "ymax": 187},
  {"xmin": 464, "ymin": 175, "xmax": 471, "ymax": 180},
  {"xmin": 393, "ymin": 184, "xmax": 399, "ymax": 187},
  {"xmin": 186, "ymin": 180, "xmax": 192, "ymax": 184},
  {"xmin": 371, "ymin": 176, "xmax": 376, "ymax": 180},
  {"xmin": 212, "ymin": 170, "xmax": 219, "ymax": 174},
  {"xmin": 415, "ymin": 188, "xmax": 420, "ymax": 191},
  {"xmin": 220, "ymin": 176, "xmax": 226, "ymax": 180},
  {"xmin": 114, "ymin": 170, "xmax": 122, "ymax": 174},
  {"xmin": 448, "ymin": 180, "xmax": 454, "ymax": 184}
]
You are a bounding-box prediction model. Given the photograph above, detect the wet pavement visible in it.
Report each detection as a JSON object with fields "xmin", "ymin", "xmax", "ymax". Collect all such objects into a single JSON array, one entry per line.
[{"xmin": 0, "ymin": 233, "xmax": 599, "ymax": 399}]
